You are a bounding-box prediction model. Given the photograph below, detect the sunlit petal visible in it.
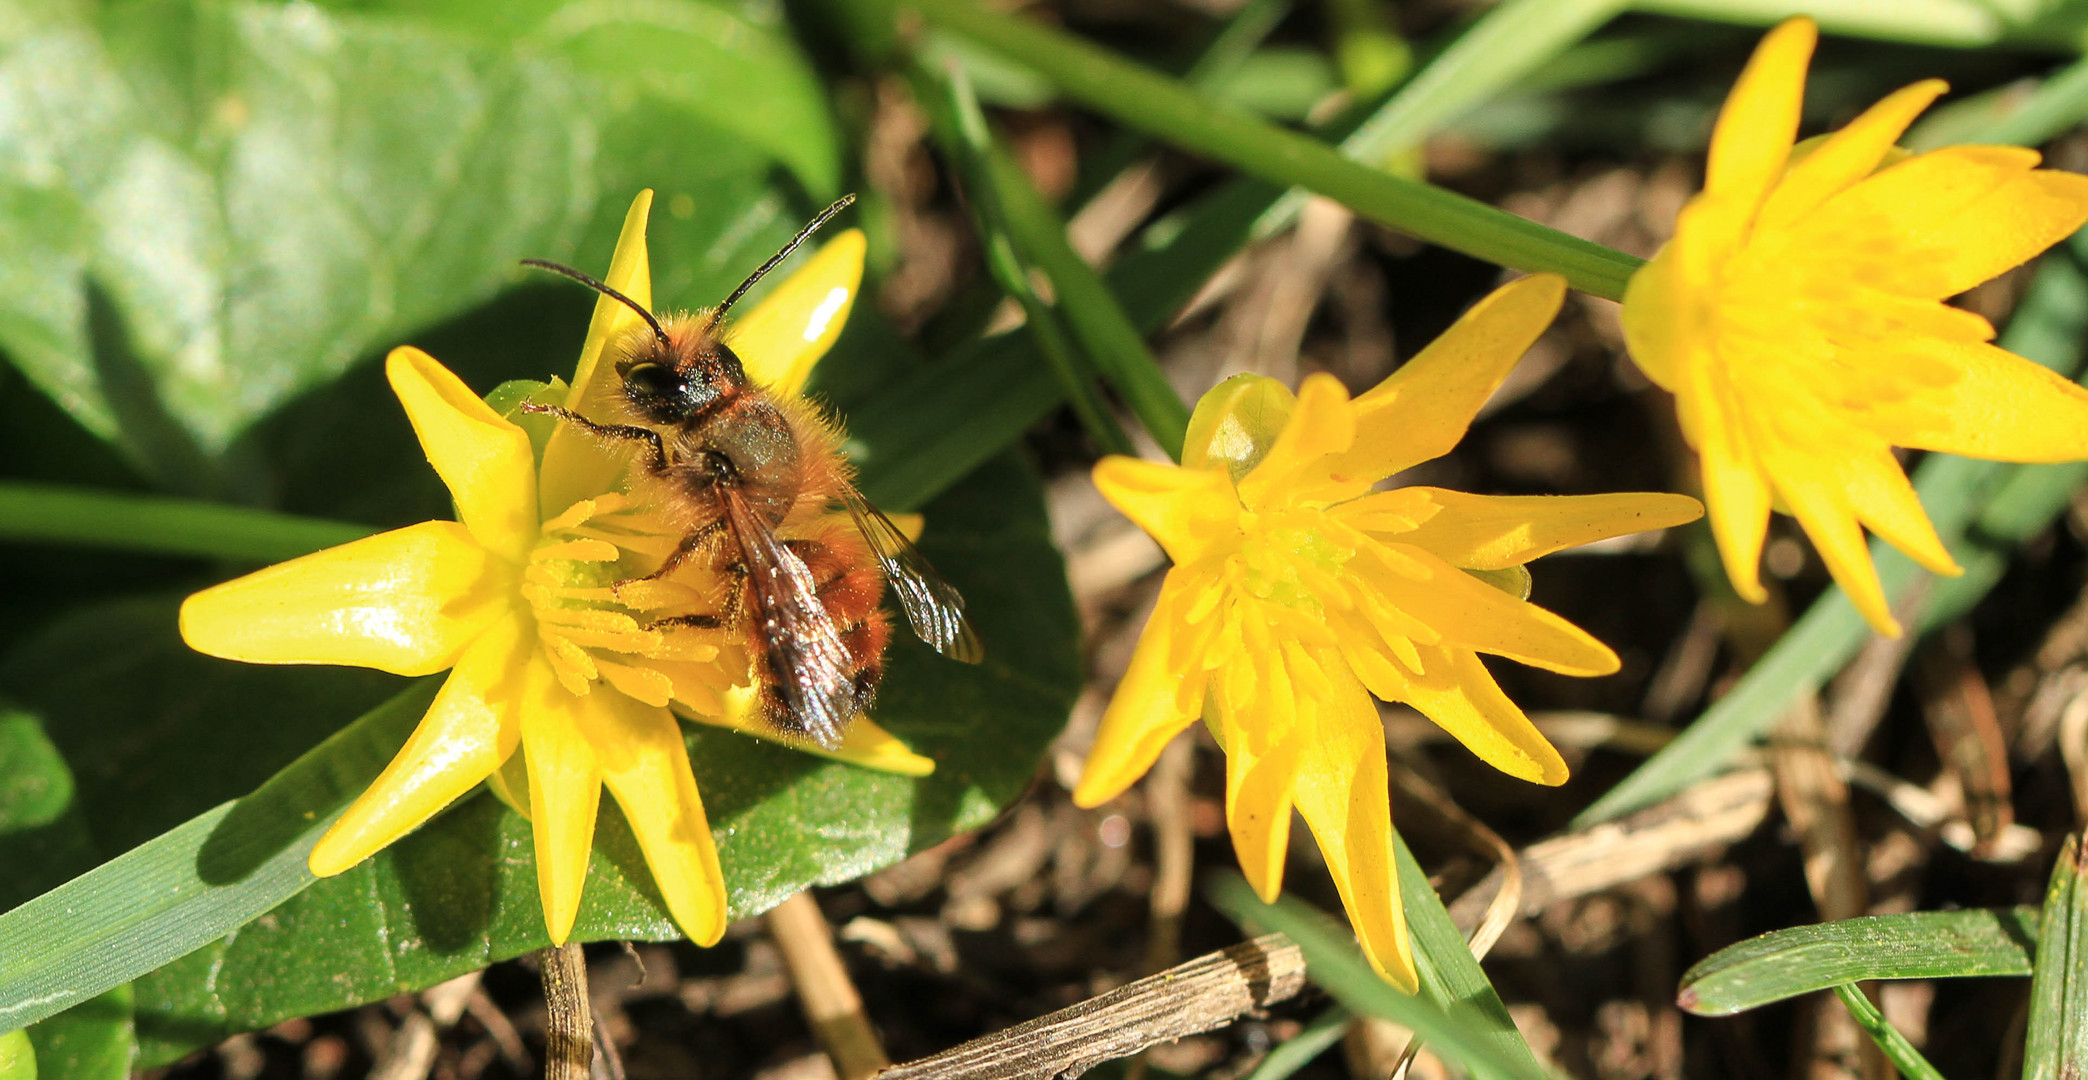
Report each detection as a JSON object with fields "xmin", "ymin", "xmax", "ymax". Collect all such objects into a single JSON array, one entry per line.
[
  {"xmin": 1360, "ymin": 545, "xmax": 1619, "ymax": 676},
  {"xmin": 386, "ymin": 348, "xmax": 539, "ymax": 561},
  {"xmin": 1703, "ymin": 17, "xmax": 1812, "ymax": 210},
  {"xmin": 1093, "ymin": 456, "xmax": 1239, "ymax": 566},
  {"xmin": 1238, "ymin": 374, "xmax": 1356, "ymax": 505},
  {"xmin": 1801, "ymin": 146, "xmax": 2088, "ymax": 300},
  {"xmin": 1377, "ymin": 489, "xmax": 1702, "ymax": 570},
  {"xmin": 691, "ymin": 686, "xmax": 936, "ymax": 777},
  {"xmin": 543, "ymin": 191, "xmax": 656, "ymax": 516},
  {"xmin": 520, "ymin": 666, "xmax": 604, "ymax": 945},
  {"xmin": 1074, "ymin": 580, "xmax": 1208, "ymax": 808},
  {"xmin": 1876, "ymin": 338, "xmax": 2088, "ymax": 462},
  {"xmin": 1765, "ymin": 449, "xmax": 1898, "ymax": 636},
  {"xmin": 310, "ymin": 614, "xmax": 530, "ymax": 876},
  {"xmin": 580, "ymin": 693, "xmax": 728, "ymax": 946},
  {"xmin": 1215, "ymin": 698, "xmax": 1298, "ymax": 904},
  {"xmin": 1289, "ymin": 665, "xmax": 1415, "ymax": 992},
  {"xmin": 730, "ymin": 230, "xmax": 866, "ymax": 397},
  {"xmin": 180, "ymin": 521, "xmax": 509, "ymax": 677},
  {"xmin": 1338, "ymin": 274, "xmax": 1565, "ymax": 481},
  {"xmin": 1397, "ymin": 646, "xmax": 1568, "ymax": 786},
  {"xmin": 1755, "ymin": 79, "xmax": 1945, "ymax": 235}
]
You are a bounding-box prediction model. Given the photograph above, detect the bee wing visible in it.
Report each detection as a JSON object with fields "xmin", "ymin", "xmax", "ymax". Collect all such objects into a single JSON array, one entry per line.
[
  {"xmin": 722, "ymin": 488, "xmax": 857, "ymax": 749},
  {"xmin": 842, "ymin": 489, "xmax": 985, "ymax": 664}
]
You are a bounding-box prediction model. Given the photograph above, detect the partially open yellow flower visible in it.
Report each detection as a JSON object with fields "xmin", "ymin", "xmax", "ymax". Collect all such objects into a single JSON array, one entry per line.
[
  {"xmin": 1622, "ymin": 18, "xmax": 2088, "ymax": 636},
  {"xmin": 1073, "ymin": 274, "xmax": 1702, "ymax": 989},
  {"xmin": 180, "ymin": 191, "xmax": 931, "ymax": 946}
]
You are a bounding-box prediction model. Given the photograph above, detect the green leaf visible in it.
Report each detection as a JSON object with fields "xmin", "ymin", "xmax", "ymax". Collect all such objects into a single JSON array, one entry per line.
[
  {"xmin": 1676, "ymin": 908, "xmax": 2039, "ymax": 1017},
  {"xmin": 0, "ymin": 450, "xmax": 1077, "ymax": 1057},
  {"xmin": 2024, "ymin": 835, "xmax": 2088, "ymax": 1077},
  {"xmin": 1207, "ymin": 876, "xmax": 1548, "ymax": 1080},
  {"xmin": 25, "ymin": 990, "xmax": 133, "ymax": 1080},
  {"xmin": 0, "ymin": 0, "xmax": 598, "ymax": 472},
  {"xmin": 0, "ymin": 707, "xmax": 99, "ymax": 910},
  {"xmin": 1243, "ymin": 1005, "xmax": 1350, "ymax": 1080},
  {"xmin": 326, "ymin": 0, "xmax": 842, "ymax": 197}
]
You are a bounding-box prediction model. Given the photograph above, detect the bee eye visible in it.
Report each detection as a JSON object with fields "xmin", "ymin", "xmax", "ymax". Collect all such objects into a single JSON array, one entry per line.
[{"xmin": 624, "ymin": 363, "xmax": 683, "ymax": 400}]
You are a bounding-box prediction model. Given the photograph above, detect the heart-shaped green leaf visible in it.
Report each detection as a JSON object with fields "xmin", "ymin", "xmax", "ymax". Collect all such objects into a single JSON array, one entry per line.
[{"xmin": 0, "ymin": 0, "xmax": 834, "ymax": 486}]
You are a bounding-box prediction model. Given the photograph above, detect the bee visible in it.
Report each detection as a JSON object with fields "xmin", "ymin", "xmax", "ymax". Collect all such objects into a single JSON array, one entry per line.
[{"xmin": 520, "ymin": 195, "xmax": 982, "ymax": 749}]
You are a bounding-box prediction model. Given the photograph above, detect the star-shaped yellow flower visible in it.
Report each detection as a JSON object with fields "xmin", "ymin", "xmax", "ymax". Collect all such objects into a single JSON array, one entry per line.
[
  {"xmin": 180, "ymin": 191, "xmax": 931, "ymax": 946},
  {"xmin": 1073, "ymin": 274, "xmax": 1703, "ymax": 989},
  {"xmin": 1622, "ymin": 18, "xmax": 2088, "ymax": 636}
]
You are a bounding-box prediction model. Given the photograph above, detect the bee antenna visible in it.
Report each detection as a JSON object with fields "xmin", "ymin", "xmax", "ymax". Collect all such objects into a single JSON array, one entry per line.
[
  {"xmin": 520, "ymin": 258, "xmax": 673, "ymax": 348},
  {"xmin": 710, "ymin": 194, "xmax": 857, "ymax": 328}
]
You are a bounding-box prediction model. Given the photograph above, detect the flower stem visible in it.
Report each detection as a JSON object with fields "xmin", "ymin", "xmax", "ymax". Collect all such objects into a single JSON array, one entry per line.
[
  {"xmin": 0, "ymin": 482, "xmax": 372, "ymax": 563},
  {"xmin": 898, "ymin": 0, "xmax": 1643, "ymax": 300}
]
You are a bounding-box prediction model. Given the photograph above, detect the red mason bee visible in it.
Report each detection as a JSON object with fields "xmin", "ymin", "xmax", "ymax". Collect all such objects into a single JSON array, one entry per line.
[{"xmin": 521, "ymin": 196, "xmax": 982, "ymax": 748}]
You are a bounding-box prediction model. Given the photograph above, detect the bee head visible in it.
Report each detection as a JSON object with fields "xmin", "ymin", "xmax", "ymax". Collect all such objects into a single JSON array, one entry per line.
[{"xmin": 617, "ymin": 340, "xmax": 748, "ymax": 425}]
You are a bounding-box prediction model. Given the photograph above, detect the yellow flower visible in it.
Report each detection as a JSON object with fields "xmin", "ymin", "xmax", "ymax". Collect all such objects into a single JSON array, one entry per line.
[
  {"xmin": 1073, "ymin": 274, "xmax": 1702, "ymax": 989},
  {"xmin": 180, "ymin": 191, "xmax": 932, "ymax": 946},
  {"xmin": 1621, "ymin": 17, "xmax": 2088, "ymax": 636}
]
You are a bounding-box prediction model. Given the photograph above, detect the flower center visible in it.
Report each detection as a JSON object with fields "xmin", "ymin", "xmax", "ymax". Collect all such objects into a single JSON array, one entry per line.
[
  {"xmin": 1235, "ymin": 506, "xmax": 1353, "ymax": 616},
  {"xmin": 518, "ymin": 492, "xmax": 746, "ymax": 714}
]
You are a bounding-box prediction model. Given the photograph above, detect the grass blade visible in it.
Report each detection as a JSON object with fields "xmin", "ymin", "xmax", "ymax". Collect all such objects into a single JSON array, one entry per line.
[
  {"xmin": 1677, "ymin": 908, "xmax": 2038, "ymax": 1016},
  {"xmin": 0, "ymin": 483, "xmax": 370, "ymax": 563},
  {"xmin": 1393, "ymin": 835, "xmax": 1551, "ymax": 1077},
  {"xmin": 0, "ymin": 684, "xmax": 432, "ymax": 1033},
  {"xmin": 1244, "ymin": 1004, "xmax": 1351, "ymax": 1080},
  {"xmin": 2024, "ymin": 834, "xmax": 2088, "ymax": 1077},
  {"xmin": 926, "ymin": 64, "xmax": 1133, "ymax": 456},
  {"xmin": 1831, "ymin": 984, "xmax": 1947, "ymax": 1080},
  {"xmin": 1207, "ymin": 875, "xmax": 1547, "ymax": 1080},
  {"xmin": 899, "ymin": 0, "xmax": 1644, "ymax": 300}
]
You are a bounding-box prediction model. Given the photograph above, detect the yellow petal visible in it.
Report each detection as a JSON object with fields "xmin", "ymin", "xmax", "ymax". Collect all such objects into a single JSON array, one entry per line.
[
  {"xmin": 1073, "ymin": 578, "xmax": 1209, "ymax": 808},
  {"xmin": 542, "ymin": 191, "xmax": 656, "ymax": 517},
  {"xmin": 1764, "ymin": 449, "xmax": 1898, "ymax": 636},
  {"xmin": 520, "ymin": 667, "xmax": 604, "ymax": 945},
  {"xmin": 1214, "ymin": 695, "xmax": 1298, "ymax": 903},
  {"xmin": 180, "ymin": 521, "xmax": 510, "ymax": 676},
  {"xmin": 730, "ymin": 229, "xmax": 866, "ymax": 397},
  {"xmin": 1359, "ymin": 543, "xmax": 1619, "ymax": 677},
  {"xmin": 1183, "ymin": 373, "xmax": 1296, "ymax": 482},
  {"xmin": 1375, "ymin": 489, "xmax": 1702, "ymax": 570},
  {"xmin": 1092, "ymin": 456, "xmax": 1240, "ymax": 567},
  {"xmin": 1705, "ymin": 18, "xmax": 1813, "ymax": 211},
  {"xmin": 1288, "ymin": 662, "xmax": 1415, "ymax": 991},
  {"xmin": 1833, "ymin": 443, "xmax": 1960, "ymax": 579},
  {"xmin": 691, "ymin": 686, "xmax": 936, "ymax": 777},
  {"xmin": 1803, "ymin": 146, "xmax": 2088, "ymax": 300},
  {"xmin": 1237, "ymin": 373, "xmax": 1356, "ymax": 506},
  {"xmin": 1395, "ymin": 645, "xmax": 1569, "ymax": 785},
  {"xmin": 386, "ymin": 348, "xmax": 540, "ymax": 562},
  {"xmin": 1754, "ymin": 79, "xmax": 1946, "ymax": 235},
  {"xmin": 1876, "ymin": 338, "xmax": 2088, "ymax": 462},
  {"xmin": 1336, "ymin": 274, "xmax": 1565, "ymax": 482},
  {"xmin": 1683, "ymin": 357, "xmax": 1774, "ymax": 604},
  {"xmin": 580, "ymin": 692, "xmax": 728, "ymax": 946},
  {"xmin": 309, "ymin": 613, "xmax": 530, "ymax": 876},
  {"xmin": 566, "ymin": 191, "xmax": 656, "ymax": 406}
]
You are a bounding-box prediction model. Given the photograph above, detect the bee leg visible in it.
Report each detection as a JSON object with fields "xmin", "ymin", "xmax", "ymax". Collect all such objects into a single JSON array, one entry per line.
[
  {"xmin": 615, "ymin": 518, "xmax": 727, "ymax": 592},
  {"xmin": 519, "ymin": 402, "xmax": 669, "ymax": 474}
]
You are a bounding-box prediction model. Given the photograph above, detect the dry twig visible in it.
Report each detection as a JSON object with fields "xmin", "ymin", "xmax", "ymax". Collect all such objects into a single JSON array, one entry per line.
[
  {"xmin": 876, "ymin": 933, "xmax": 1306, "ymax": 1080},
  {"xmin": 769, "ymin": 890, "xmax": 891, "ymax": 1080}
]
